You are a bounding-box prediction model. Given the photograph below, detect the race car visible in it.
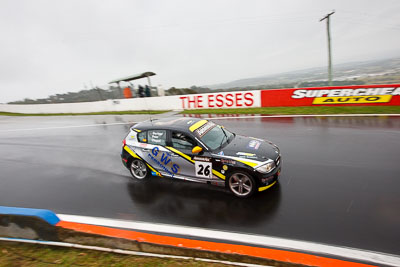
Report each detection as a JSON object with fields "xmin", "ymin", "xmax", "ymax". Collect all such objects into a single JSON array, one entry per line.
[{"xmin": 121, "ymin": 117, "xmax": 281, "ymax": 198}]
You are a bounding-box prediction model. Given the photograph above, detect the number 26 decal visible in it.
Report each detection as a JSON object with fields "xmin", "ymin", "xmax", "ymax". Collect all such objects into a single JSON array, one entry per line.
[{"xmin": 195, "ymin": 161, "xmax": 212, "ymax": 178}]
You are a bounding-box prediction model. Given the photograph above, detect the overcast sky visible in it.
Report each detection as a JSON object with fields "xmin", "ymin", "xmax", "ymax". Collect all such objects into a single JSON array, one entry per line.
[{"xmin": 1, "ymin": 0, "xmax": 400, "ymax": 103}]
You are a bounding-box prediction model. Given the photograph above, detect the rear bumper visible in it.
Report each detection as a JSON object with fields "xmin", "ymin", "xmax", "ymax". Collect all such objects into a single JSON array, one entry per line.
[{"xmin": 121, "ymin": 148, "xmax": 130, "ymax": 168}]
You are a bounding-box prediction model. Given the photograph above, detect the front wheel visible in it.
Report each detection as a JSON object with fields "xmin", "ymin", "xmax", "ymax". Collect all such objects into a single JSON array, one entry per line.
[
  {"xmin": 227, "ymin": 171, "xmax": 256, "ymax": 198},
  {"xmin": 129, "ymin": 159, "xmax": 149, "ymax": 180}
]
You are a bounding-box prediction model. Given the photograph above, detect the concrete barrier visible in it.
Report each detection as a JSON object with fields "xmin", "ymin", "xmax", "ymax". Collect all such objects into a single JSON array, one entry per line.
[
  {"xmin": 2, "ymin": 84, "xmax": 399, "ymax": 114},
  {"xmin": 0, "ymin": 206, "xmax": 59, "ymax": 241},
  {"xmin": 0, "ymin": 90, "xmax": 261, "ymax": 114}
]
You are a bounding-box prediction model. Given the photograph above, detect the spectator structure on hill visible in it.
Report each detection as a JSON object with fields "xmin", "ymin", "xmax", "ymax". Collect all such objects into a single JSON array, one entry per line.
[{"xmin": 109, "ymin": 72, "xmax": 157, "ymax": 98}]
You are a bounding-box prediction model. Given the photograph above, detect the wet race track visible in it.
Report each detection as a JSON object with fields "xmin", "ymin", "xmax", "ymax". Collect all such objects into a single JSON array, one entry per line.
[{"xmin": 0, "ymin": 114, "xmax": 399, "ymax": 255}]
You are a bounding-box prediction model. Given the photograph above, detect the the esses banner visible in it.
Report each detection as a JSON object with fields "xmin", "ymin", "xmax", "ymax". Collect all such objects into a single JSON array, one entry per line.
[{"xmin": 261, "ymin": 84, "xmax": 400, "ymax": 107}]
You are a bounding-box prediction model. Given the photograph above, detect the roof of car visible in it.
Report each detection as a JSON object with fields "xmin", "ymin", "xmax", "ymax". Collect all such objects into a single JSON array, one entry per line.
[{"xmin": 132, "ymin": 117, "xmax": 209, "ymax": 132}]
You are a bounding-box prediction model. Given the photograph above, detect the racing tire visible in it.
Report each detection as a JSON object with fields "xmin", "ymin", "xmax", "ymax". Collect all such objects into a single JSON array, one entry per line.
[
  {"xmin": 227, "ymin": 171, "xmax": 256, "ymax": 198},
  {"xmin": 129, "ymin": 159, "xmax": 149, "ymax": 180}
]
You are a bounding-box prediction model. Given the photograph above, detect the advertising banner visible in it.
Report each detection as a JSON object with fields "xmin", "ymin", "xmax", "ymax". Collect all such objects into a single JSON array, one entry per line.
[
  {"xmin": 179, "ymin": 91, "xmax": 260, "ymax": 109},
  {"xmin": 261, "ymin": 84, "xmax": 400, "ymax": 107}
]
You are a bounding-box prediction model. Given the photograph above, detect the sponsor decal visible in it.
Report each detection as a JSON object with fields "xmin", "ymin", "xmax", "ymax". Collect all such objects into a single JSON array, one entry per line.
[
  {"xmin": 195, "ymin": 122, "xmax": 215, "ymax": 137},
  {"xmin": 217, "ymin": 151, "xmax": 224, "ymax": 156},
  {"xmin": 220, "ymin": 159, "xmax": 236, "ymax": 165},
  {"xmin": 222, "ymin": 165, "xmax": 228, "ymax": 171},
  {"xmin": 236, "ymin": 152, "xmax": 256, "ymax": 157},
  {"xmin": 261, "ymin": 85, "xmax": 400, "ymax": 107},
  {"xmin": 148, "ymin": 130, "xmax": 167, "ymax": 145},
  {"xmin": 139, "ymin": 143, "xmax": 148, "ymax": 148},
  {"xmin": 312, "ymin": 95, "xmax": 392, "ymax": 104},
  {"xmin": 292, "ymin": 87, "xmax": 400, "ymax": 105},
  {"xmin": 148, "ymin": 147, "xmax": 180, "ymax": 177},
  {"xmin": 292, "ymin": 87, "xmax": 400, "ymax": 99},
  {"xmin": 247, "ymin": 140, "xmax": 261, "ymax": 150},
  {"xmin": 236, "ymin": 152, "xmax": 258, "ymax": 159},
  {"xmin": 193, "ymin": 156, "xmax": 210, "ymax": 162}
]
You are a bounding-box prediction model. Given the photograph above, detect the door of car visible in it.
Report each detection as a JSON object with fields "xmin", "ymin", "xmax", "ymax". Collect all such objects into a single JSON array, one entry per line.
[
  {"xmin": 135, "ymin": 129, "xmax": 179, "ymax": 177},
  {"xmin": 167, "ymin": 130, "xmax": 214, "ymax": 180}
]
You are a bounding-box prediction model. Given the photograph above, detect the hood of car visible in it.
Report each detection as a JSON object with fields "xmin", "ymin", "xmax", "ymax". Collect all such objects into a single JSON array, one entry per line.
[{"xmin": 220, "ymin": 135, "xmax": 279, "ymax": 161}]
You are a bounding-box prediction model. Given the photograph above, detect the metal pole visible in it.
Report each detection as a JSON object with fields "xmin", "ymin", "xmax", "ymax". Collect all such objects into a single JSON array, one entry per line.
[
  {"xmin": 320, "ymin": 11, "xmax": 335, "ymax": 86},
  {"xmin": 146, "ymin": 75, "xmax": 152, "ymax": 88},
  {"xmin": 116, "ymin": 81, "xmax": 123, "ymax": 99}
]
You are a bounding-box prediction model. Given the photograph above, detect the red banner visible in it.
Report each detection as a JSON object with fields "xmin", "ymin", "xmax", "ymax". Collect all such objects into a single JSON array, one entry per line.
[
  {"xmin": 261, "ymin": 84, "xmax": 400, "ymax": 107},
  {"xmin": 179, "ymin": 92, "xmax": 256, "ymax": 109}
]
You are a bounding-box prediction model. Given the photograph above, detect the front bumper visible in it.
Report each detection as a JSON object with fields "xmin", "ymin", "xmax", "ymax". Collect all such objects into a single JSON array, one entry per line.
[
  {"xmin": 257, "ymin": 168, "xmax": 280, "ymax": 192},
  {"xmin": 255, "ymin": 158, "xmax": 281, "ymax": 191}
]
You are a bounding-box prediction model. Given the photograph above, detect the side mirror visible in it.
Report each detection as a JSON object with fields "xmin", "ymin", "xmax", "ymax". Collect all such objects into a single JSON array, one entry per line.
[{"xmin": 192, "ymin": 146, "xmax": 203, "ymax": 154}]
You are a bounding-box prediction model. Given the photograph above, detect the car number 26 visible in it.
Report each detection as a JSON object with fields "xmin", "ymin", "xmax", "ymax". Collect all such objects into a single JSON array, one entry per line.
[{"xmin": 195, "ymin": 161, "xmax": 212, "ymax": 178}]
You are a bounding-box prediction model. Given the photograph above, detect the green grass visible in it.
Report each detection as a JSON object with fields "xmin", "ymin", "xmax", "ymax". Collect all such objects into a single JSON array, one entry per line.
[
  {"xmin": 0, "ymin": 241, "xmax": 233, "ymax": 267},
  {"xmin": 180, "ymin": 106, "xmax": 400, "ymax": 115},
  {"xmin": 0, "ymin": 110, "xmax": 169, "ymax": 116}
]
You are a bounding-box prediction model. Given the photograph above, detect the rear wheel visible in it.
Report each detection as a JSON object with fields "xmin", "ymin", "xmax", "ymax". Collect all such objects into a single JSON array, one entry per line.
[
  {"xmin": 228, "ymin": 171, "xmax": 256, "ymax": 198},
  {"xmin": 129, "ymin": 159, "xmax": 149, "ymax": 180}
]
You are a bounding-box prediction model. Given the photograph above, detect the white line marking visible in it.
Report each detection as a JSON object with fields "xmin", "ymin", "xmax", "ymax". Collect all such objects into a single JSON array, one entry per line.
[
  {"xmin": 0, "ymin": 122, "xmax": 136, "ymax": 132},
  {"xmin": 1, "ymin": 113, "xmax": 399, "ymax": 132},
  {"xmin": 0, "ymin": 237, "xmax": 270, "ymax": 267},
  {"xmin": 346, "ymin": 200, "xmax": 354, "ymax": 213},
  {"xmin": 57, "ymin": 214, "xmax": 400, "ymax": 267}
]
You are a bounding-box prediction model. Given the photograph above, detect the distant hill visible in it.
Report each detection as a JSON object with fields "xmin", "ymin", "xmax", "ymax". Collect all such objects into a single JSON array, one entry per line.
[
  {"xmin": 9, "ymin": 57, "xmax": 400, "ymax": 104},
  {"xmin": 206, "ymin": 57, "xmax": 400, "ymax": 89}
]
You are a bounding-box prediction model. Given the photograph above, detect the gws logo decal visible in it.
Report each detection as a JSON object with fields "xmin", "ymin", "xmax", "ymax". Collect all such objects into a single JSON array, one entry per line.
[{"xmin": 148, "ymin": 147, "xmax": 180, "ymax": 177}]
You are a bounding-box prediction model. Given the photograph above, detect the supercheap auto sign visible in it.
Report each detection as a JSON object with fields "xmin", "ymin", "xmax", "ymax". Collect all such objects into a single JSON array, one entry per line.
[{"xmin": 261, "ymin": 84, "xmax": 400, "ymax": 107}]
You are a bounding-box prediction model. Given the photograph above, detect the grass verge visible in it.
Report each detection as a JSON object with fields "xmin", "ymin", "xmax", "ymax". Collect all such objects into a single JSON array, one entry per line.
[
  {"xmin": 0, "ymin": 110, "xmax": 169, "ymax": 116},
  {"xmin": 0, "ymin": 241, "xmax": 234, "ymax": 267},
  {"xmin": 180, "ymin": 106, "xmax": 400, "ymax": 115}
]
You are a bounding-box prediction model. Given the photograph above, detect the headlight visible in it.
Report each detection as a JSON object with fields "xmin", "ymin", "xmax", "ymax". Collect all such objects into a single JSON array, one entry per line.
[{"xmin": 255, "ymin": 161, "xmax": 276, "ymax": 173}]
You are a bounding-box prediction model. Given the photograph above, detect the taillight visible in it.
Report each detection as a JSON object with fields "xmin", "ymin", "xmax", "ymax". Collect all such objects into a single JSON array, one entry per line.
[{"xmin": 122, "ymin": 139, "xmax": 126, "ymax": 147}]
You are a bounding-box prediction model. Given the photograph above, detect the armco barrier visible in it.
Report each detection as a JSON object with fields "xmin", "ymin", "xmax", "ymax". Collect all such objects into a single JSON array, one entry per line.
[
  {"xmin": 261, "ymin": 84, "xmax": 400, "ymax": 107},
  {"xmin": 1, "ymin": 206, "xmax": 400, "ymax": 266}
]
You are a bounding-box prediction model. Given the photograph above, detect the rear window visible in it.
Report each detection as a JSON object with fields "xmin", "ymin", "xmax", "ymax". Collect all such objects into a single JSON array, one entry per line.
[{"xmin": 137, "ymin": 131, "xmax": 147, "ymax": 143}]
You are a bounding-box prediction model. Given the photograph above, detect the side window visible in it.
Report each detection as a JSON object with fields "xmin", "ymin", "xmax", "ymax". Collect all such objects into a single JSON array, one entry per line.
[
  {"xmin": 148, "ymin": 130, "xmax": 167, "ymax": 146},
  {"xmin": 171, "ymin": 131, "xmax": 196, "ymax": 150},
  {"xmin": 137, "ymin": 131, "xmax": 147, "ymax": 143}
]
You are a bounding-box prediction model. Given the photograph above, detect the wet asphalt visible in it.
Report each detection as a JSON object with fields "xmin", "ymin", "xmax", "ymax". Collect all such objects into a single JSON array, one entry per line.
[{"xmin": 0, "ymin": 113, "xmax": 399, "ymax": 255}]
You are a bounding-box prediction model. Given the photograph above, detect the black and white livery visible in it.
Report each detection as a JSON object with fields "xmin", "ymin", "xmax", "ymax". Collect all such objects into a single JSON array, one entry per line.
[{"xmin": 121, "ymin": 117, "xmax": 281, "ymax": 198}]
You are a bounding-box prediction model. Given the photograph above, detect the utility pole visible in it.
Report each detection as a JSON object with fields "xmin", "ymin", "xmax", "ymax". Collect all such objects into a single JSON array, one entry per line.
[{"xmin": 320, "ymin": 11, "xmax": 335, "ymax": 86}]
